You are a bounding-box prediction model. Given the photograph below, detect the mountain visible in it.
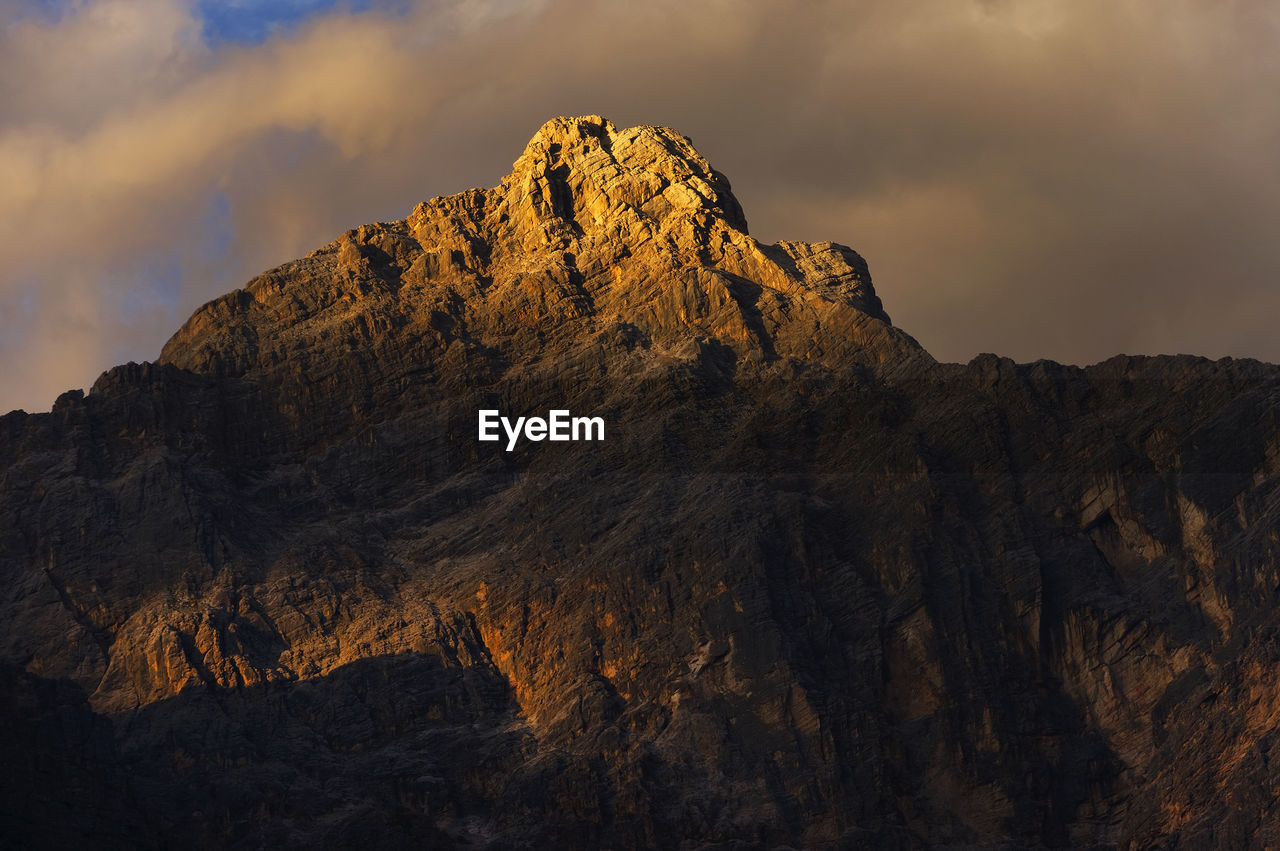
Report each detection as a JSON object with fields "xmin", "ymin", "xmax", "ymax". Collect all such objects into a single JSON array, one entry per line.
[{"xmin": 4, "ymin": 115, "xmax": 1280, "ymax": 849}]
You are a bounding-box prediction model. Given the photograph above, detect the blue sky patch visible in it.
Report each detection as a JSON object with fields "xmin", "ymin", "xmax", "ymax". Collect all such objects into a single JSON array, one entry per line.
[{"xmin": 196, "ymin": 0, "xmax": 382, "ymax": 45}]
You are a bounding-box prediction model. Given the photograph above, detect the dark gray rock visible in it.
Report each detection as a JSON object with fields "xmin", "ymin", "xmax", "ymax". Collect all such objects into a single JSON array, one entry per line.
[{"xmin": 4, "ymin": 116, "xmax": 1280, "ymax": 848}]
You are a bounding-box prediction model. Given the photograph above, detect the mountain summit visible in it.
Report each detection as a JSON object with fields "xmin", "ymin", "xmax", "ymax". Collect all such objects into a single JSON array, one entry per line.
[
  {"xmin": 160, "ymin": 116, "xmax": 914, "ymax": 384},
  {"xmin": 5, "ymin": 117, "xmax": 1280, "ymax": 849}
]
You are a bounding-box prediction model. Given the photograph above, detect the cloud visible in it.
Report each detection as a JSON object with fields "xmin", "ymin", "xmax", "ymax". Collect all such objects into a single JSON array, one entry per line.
[{"xmin": 2, "ymin": 0, "xmax": 1278, "ymax": 412}]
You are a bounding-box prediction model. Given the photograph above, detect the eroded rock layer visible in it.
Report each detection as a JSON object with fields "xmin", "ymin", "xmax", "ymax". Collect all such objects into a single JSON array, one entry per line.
[{"xmin": 4, "ymin": 116, "xmax": 1280, "ymax": 849}]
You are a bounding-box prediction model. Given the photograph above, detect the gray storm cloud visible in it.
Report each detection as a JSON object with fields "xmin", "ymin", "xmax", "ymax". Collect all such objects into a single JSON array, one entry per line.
[{"xmin": 2, "ymin": 0, "xmax": 1278, "ymax": 412}]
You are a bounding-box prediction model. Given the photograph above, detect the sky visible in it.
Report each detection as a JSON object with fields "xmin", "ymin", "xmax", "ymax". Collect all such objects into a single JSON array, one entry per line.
[{"xmin": 2, "ymin": 0, "xmax": 1278, "ymax": 413}]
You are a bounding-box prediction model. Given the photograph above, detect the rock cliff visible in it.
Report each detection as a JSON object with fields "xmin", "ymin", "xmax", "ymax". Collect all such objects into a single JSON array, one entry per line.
[{"xmin": 4, "ymin": 116, "xmax": 1280, "ymax": 848}]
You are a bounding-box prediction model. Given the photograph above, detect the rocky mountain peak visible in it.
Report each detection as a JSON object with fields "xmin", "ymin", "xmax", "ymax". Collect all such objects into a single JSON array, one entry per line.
[
  {"xmin": 497, "ymin": 114, "xmax": 750, "ymax": 236},
  {"xmin": 7, "ymin": 116, "xmax": 1280, "ymax": 849},
  {"xmin": 159, "ymin": 115, "xmax": 915, "ymax": 382}
]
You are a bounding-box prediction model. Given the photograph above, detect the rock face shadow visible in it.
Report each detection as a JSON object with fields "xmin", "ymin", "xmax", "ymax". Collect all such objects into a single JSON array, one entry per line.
[{"xmin": 5, "ymin": 654, "xmax": 533, "ymax": 849}]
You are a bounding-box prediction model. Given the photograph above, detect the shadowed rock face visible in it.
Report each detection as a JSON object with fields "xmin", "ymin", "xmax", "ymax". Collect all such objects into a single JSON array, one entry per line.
[{"xmin": 4, "ymin": 115, "xmax": 1280, "ymax": 849}]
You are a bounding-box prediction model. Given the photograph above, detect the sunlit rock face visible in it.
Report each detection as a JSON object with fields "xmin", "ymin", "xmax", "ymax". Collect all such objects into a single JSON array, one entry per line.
[{"xmin": 4, "ymin": 116, "xmax": 1280, "ymax": 849}]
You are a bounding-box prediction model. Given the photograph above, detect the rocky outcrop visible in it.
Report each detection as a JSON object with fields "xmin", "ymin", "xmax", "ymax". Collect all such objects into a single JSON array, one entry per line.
[{"xmin": 4, "ymin": 116, "xmax": 1280, "ymax": 848}]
